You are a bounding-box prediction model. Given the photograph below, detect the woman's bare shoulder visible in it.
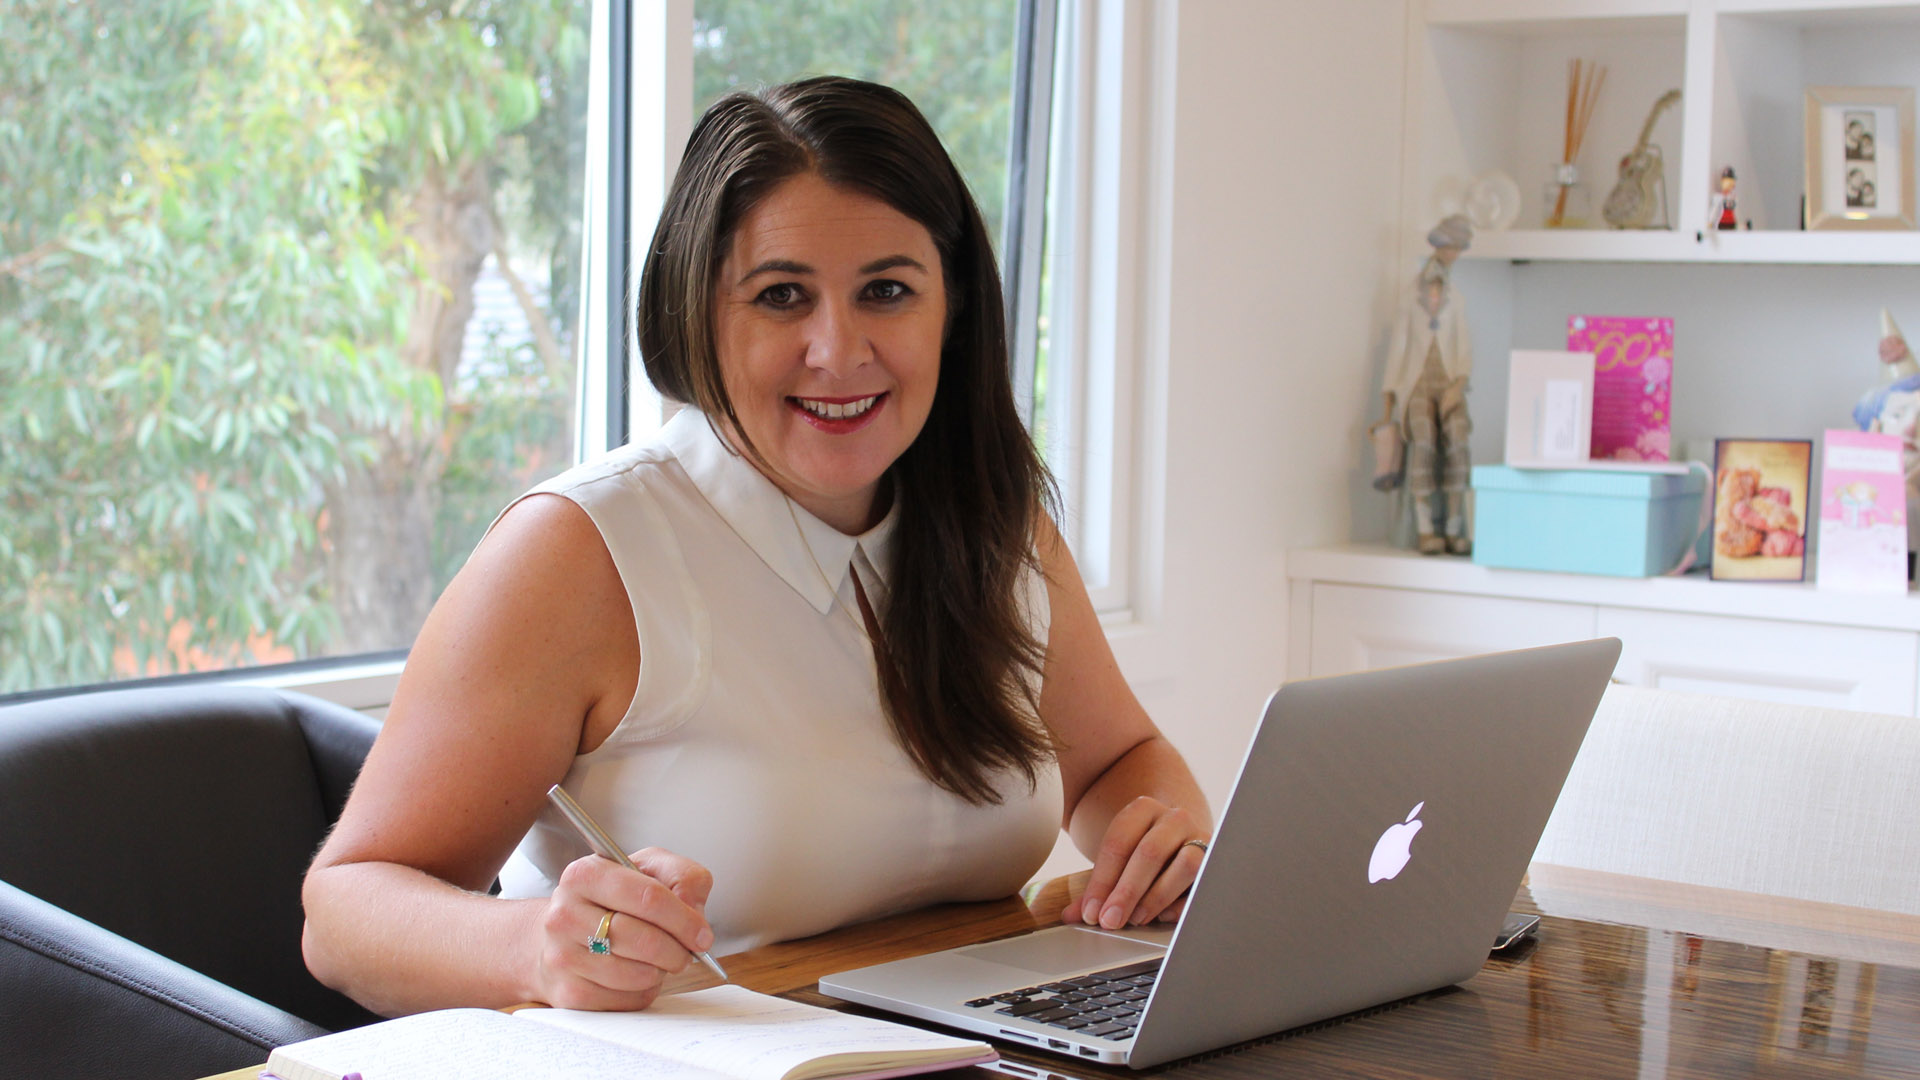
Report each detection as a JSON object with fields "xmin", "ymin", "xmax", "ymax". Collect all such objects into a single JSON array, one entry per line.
[
  {"xmin": 446, "ymin": 492, "xmax": 637, "ymax": 705},
  {"xmin": 478, "ymin": 492, "xmax": 612, "ymax": 575}
]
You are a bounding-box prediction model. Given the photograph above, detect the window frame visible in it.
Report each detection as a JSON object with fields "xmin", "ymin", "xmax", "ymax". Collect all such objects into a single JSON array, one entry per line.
[
  {"xmin": 1038, "ymin": 0, "xmax": 1172, "ymax": 627},
  {"xmin": 1004, "ymin": 0, "xmax": 1059, "ymax": 427},
  {"xmin": 575, "ymin": 0, "xmax": 689, "ymax": 459}
]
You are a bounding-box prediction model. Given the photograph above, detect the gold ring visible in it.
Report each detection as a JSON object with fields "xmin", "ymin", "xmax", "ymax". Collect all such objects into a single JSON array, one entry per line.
[
  {"xmin": 587, "ymin": 909, "xmax": 615, "ymax": 955},
  {"xmin": 1182, "ymin": 839, "xmax": 1209, "ymax": 854}
]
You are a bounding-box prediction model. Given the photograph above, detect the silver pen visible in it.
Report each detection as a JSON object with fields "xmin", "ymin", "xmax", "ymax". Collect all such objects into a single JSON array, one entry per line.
[{"xmin": 546, "ymin": 783, "xmax": 729, "ymax": 981}]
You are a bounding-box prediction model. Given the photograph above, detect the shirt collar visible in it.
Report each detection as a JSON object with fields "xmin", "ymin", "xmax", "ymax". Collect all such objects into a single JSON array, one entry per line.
[{"xmin": 662, "ymin": 408, "xmax": 896, "ymax": 615}]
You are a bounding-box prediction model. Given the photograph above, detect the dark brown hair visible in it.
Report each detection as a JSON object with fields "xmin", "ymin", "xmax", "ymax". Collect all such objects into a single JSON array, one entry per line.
[{"xmin": 637, "ymin": 77, "xmax": 1058, "ymax": 804}]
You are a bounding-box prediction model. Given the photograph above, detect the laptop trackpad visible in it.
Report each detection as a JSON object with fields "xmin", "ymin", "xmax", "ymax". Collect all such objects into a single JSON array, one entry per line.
[{"xmin": 957, "ymin": 926, "xmax": 1166, "ymax": 976}]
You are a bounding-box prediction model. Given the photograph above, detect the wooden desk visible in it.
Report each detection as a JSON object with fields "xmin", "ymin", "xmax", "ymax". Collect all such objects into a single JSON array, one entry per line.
[{"xmin": 212, "ymin": 865, "xmax": 1920, "ymax": 1079}]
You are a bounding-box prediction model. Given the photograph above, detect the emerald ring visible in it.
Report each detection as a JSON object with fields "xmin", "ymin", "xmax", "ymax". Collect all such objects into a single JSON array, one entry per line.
[{"xmin": 588, "ymin": 909, "xmax": 615, "ymax": 955}]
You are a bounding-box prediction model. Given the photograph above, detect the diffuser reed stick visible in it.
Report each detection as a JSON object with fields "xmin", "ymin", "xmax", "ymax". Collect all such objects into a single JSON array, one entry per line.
[{"xmin": 1550, "ymin": 59, "xmax": 1606, "ymax": 227}]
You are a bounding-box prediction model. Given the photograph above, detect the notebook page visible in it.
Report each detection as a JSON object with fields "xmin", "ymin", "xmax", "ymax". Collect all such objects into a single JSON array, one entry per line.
[
  {"xmin": 521, "ymin": 985, "xmax": 992, "ymax": 1080},
  {"xmin": 265, "ymin": 1007, "xmax": 737, "ymax": 1080}
]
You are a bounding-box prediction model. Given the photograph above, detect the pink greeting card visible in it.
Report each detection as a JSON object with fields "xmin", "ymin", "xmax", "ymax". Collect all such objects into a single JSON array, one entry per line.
[
  {"xmin": 1567, "ymin": 315, "xmax": 1673, "ymax": 462},
  {"xmin": 1816, "ymin": 429, "xmax": 1909, "ymax": 593}
]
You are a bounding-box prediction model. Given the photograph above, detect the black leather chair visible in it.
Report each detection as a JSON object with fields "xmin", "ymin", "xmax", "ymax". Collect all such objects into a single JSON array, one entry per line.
[{"xmin": 0, "ymin": 685, "xmax": 385, "ymax": 1079}]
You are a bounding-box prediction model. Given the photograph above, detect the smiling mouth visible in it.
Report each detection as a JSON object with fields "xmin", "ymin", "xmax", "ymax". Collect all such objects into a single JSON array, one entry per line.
[{"xmin": 793, "ymin": 394, "xmax": 883, "ymax": 421}]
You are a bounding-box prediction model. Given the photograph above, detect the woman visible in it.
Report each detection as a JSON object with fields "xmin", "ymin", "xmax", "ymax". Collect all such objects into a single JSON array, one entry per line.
[{"xmin": 302, "ymin": 77, "xmax": 1209, "ymax": 1017}]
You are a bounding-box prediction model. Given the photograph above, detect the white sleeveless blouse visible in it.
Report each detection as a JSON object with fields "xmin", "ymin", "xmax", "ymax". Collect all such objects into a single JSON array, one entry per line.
[{"xmin": 494, "ymin": 408, "xmax": 1062, "ymax": 955}]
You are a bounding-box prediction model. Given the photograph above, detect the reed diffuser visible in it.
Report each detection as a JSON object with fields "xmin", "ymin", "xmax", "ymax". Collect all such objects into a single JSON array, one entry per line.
[{"xmin": 1548, "ymin": 59, "xmax": 1606, "ymax": 228}]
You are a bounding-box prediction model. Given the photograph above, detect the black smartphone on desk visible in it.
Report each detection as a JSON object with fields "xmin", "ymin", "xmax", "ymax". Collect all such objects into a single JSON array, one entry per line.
[{"xmin": 1492, "ymin": 912, "xmax": 1540, "ymax": 953}]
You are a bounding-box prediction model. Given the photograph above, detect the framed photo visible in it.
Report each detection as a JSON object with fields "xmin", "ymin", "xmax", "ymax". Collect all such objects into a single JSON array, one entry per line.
[
  {"xmin": 1805, "ymin": 86, "xmax": 1916, "ymax": 230},
  {"xmin": 1503, "ymin": 350, "xmax": 1593, "ymax": 468},
  {"xmin": 1711, "ymin": 439, "xmax": 1812, "ymax": 582}
]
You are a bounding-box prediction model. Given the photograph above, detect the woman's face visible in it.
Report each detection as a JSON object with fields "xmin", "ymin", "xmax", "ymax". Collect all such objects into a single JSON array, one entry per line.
[{"xmin": 713, "ymin": 172, "xmax": 946, "ymax": 534}]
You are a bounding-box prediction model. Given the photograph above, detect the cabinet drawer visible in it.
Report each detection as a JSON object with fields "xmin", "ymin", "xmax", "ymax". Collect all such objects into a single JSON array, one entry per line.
[
  {"xmin": 1599, "ymin": 607, "xmax": 1917, "ymax": 716},
  {"xmin": 1307, "ymin": 584, "xmax": 1598, "ymax": 678}
]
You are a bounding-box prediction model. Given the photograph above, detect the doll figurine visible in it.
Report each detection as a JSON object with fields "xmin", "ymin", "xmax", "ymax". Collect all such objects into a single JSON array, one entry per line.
[
  {"xmin": 1851, "ymin": 308, "xmax": 1920, "ymax": 431},
  {"xmin": 1708, "ymin": 166, "xmax": 1738, "ymax": 230},
  {"xmin": 1853, "ymin": 308, "xmax": 1920, "ymax": 553},
  {"xmin": 1380, "ymin": 214, "xmax": 1474, "ymax": 555}
]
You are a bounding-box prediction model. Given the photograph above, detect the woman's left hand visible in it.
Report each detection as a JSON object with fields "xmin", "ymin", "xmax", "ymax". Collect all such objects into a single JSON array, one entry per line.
[{"xmin": 1065, "ymin": 795, "xmax": 1209, "ymax": 930}]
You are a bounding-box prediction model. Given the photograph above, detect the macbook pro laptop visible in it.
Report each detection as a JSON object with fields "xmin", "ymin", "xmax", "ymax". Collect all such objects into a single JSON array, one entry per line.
[{"xmin": 818, "ymin": 638, "xmax": 1622, "ymax": 1068}]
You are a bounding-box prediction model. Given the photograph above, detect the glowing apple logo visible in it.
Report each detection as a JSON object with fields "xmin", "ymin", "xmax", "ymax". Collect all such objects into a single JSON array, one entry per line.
[{"xmin": 1367, "ymin": 801, "xmax": 1425, "ymax": 883}]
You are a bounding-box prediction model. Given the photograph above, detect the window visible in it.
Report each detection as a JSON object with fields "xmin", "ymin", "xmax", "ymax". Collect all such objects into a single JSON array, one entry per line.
[
  {"xmin": 1, "ymin": 0, "xmax": 1142, "ymax": 700},
  {"xmin": 1, "ymin": 0, "xmax": 596, "ymax": 695}
]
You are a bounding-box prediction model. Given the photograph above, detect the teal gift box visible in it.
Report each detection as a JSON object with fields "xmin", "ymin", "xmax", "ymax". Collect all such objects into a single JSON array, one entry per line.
[{"xmin": 1471, "ymin": 464, "xmax": 1708, "ymax": 577}]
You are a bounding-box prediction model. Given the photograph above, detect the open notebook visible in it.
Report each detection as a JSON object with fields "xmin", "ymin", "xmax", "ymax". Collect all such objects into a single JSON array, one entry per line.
[{"xmin": 265, "ymin": 985, "xmax": 996, "ymax": 1080}]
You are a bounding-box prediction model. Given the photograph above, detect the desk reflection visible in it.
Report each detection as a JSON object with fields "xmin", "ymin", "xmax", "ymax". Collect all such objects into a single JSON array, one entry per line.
[
  {"xmin": 969, "ymin": 868, "xmax": 1920, "ymax": 1079},
  {"xmin": 1485, "ymin": 872, "xmax": 1920, "ymax": 1080}
]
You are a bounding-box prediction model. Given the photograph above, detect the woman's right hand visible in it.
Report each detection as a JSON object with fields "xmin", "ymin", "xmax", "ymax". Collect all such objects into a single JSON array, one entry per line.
[{"xmin": 533, "ymin": 847, "xmax": 716, "ymax": 1010}]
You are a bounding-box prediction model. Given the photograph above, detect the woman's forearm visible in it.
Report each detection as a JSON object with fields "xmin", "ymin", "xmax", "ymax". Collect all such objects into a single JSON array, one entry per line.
[
  {"xmin": 1065, "ymin": 734, "xmax": 1211, "ymax": 862},
  {"xmin": 302, "ymin": 860, "xmax": 543, "ymax": 1017}
]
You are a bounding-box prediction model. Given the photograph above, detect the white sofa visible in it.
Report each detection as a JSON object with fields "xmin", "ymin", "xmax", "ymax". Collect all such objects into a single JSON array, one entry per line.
[{"xmin": 1533, "ymin": 683, "xmax": 1920, "ymax": 917}]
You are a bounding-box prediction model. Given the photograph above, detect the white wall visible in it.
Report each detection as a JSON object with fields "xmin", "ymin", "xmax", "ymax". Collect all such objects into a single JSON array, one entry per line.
[
  {"xmin": 1149, "ymin": 0, "xmax": 1409, "ymax": 807},
  {"xmin": 1039, "ymin": 1, "xmax": 1410, "ymax": 882}
]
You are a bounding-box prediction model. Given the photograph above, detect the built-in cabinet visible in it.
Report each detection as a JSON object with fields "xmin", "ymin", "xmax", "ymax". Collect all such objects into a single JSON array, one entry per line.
[
  {"xmin": 1401, "ymin": 1, "xmax": 1920, "ymax": 457},
  {"xmin": 1288, "ymin": 545, "xmax": 1920, "ymax": 715},
  {"xmin": 1310, "ymin": 1, "xmax": 1920, "ymax": 713},
  {"xmin": 1395, "ymin": 0, "xmax": 1920, "ymax": 487}
]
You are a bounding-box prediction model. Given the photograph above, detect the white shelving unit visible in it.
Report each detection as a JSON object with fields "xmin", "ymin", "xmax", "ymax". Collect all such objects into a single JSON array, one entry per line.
[
  {"xmin": 1391, "ymin": 0, "xmax": 1920, "ymax": 502},
  {"xmin": 1469, "ymin": 226, "xmax": 1920, "ymax": 263},
  {"xmin": 1404, "ymin": 0, "xmax": 1920, "ymax": 265},
  {"xmin": 1312, "ymin": 2, "xmax": 1920, "ymax": 718}
]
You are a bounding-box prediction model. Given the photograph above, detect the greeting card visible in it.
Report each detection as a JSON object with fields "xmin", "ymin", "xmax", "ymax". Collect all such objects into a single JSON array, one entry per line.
[
  {"xmin": 1711, "ymin": 439, "xmax": 1812, "ymax": 582},
  {"xmin": 1503, "ymin": 350, "xmax": 1594, "ymax": 467},
  {"xmin": 1567, "ymin": 315, "xmax": 1673, "ymax": 462},
  {"xmin": 1816, "ymin": 429, "xmax": 1909, "ymax": 593}
]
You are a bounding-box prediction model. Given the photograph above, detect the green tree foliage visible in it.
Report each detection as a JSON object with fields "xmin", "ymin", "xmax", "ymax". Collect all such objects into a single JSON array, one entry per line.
[
  {"xmin": 4, "ymin": 1, "xmax": 407, "ymax": 686},
  {"xmin": 1, "ymin": 0, "xmax": 584, "ymax": 690},
  {"xmin": 309, "ymin": 0, "xmax": 586, "ymax": 655}
]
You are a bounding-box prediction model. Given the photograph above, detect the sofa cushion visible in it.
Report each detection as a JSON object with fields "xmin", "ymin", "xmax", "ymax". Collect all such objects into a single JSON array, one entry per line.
[{"xmin": 1535, "ymin": 683, "xmax": 1920, "ymax": 915}]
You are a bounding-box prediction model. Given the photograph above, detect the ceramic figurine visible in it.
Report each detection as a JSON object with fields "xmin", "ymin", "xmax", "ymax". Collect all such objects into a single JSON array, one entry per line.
[
  {"xmin": 1852, "ymin": 308, "xmax": 1920, "ymax": 552},
  {"xmin": 1380, "ymin": 214, "xmax": 1474, "ymax": 555},
  {"xmin": 1707, "ymin": 166, "xmax": 1738, "ymax": 231}
]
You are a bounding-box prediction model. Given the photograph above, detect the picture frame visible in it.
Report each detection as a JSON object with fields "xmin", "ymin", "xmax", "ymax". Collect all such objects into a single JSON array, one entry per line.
[
  {"xmin": 1710, "ymin": 438, "xmax": 1812, "ymax": 582},
  {"xmin": 1503, "ymin": 350, "xmax": 1594, "ymax": 468},
  {"xmin": 1804, "ymin": 85, "xmax": 1916, "ymax": 231}
]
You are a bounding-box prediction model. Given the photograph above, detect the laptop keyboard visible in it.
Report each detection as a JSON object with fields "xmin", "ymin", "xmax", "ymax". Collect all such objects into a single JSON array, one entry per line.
[{"xmin": 962, "ymin": 959, "xmax": 1161, "ymax": 1041}]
